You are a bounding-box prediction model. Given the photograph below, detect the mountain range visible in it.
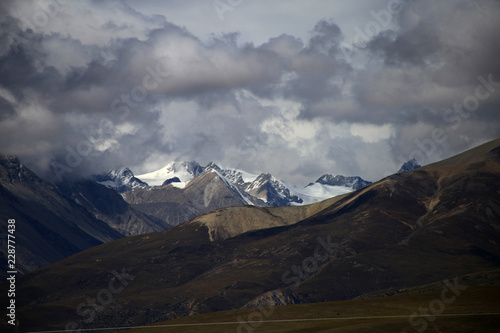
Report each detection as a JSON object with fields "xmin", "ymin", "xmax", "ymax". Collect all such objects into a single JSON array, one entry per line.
[
  {"xmin": 0, "ymin": 156, "xmax": 384, "ymax": 278},
  {"xmin": 104, "ymin": 160, "xmax": 373, "ymax": 207},
  {"xmin": 90, "ymin": 160, "xmax": 377, "ymax": 231},
  {"xmin": 5, "ymin": 138, "xmax": 499, "ymax": 332}
]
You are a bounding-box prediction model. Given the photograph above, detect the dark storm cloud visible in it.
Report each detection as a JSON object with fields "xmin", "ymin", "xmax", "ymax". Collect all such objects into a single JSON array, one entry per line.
[
  {"xmin": 0, "ymin": 12, "xmax": 173, "ymax": 180},
  {"xmin": 356, "ymin": 0, "xmax": 500, "ymax": 162},
  {"xmin": 0, "ymin": 96, "xmax": 15, "ymax": 121},
  {"xmin": 291, "ymin": 0, "xmax": 500, "ymax": 167},
  {"xmin": 0, "ymin": 33, "xmax": 61, "ymax": 98},
  {"xmin": 300, "ymin": 1, "xmax": 500, "ymax": 119},
  {"xmin": 367, "ymin": 1, "xmax": 500, "ymax": 84},
  {"xmin": 307, "ymin": 20, "xmax": 344, "ymax": 57}
]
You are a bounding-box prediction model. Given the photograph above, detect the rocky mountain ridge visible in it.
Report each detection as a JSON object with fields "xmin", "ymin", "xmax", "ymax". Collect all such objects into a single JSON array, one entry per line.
[
  {"xmin": 103, "ymin": 160, "xmax": 374, "ymax": 207},
  {"xmin": 308, "ymin": 174, "xmax": 372, "ymax": 190}
]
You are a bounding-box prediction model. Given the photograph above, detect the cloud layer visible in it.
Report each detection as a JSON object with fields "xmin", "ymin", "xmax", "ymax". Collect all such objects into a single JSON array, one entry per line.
[{"xmin": 0, "ymin": 0, "xmax": 499, "ymax": 185}]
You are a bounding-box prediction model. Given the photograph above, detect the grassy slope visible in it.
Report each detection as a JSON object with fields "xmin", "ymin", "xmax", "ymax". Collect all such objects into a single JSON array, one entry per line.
[
  {"xmin": 113, "ymin": 281, "xmax": 500, "ymax": 333},
  {"xmin": 188, "ymin": 193, "xmax": 349, "ymax": 241}
]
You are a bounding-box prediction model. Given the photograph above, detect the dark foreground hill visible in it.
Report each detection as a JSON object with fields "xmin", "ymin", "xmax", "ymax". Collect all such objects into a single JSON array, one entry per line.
[
  {"xmin": 114, "ymin": 272, "xmax": 500, "ymax": 333},
  {"xmin": 0, "ymin": 156, "xmax": 123, "ymax": 276},
  {"xmin": 4, "ymin": 139, "xmax": 500, "ymax": 332}
]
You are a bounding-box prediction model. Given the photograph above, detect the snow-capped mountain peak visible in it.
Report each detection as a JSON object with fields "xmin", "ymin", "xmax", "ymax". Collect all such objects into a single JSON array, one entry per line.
[
  {"xmin": 95, "ymin": 167, "xmax": 148, "ymax": 193},
  {"xmin": 112, "ymin": 160, "xmax": 374, "ymax": 206},
  {"xmin": 205, "ymin": 162, "xmax": 259, "ymax": 185},
  {"xmin": 136, "ymin": 161, "xmax": 204, "ymax": 187}
]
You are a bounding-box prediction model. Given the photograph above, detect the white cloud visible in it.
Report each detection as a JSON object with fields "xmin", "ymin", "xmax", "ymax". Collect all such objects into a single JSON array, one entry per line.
[{"xmin": 350, "ymin": 123, "xmax": 394, "ymax": 143}]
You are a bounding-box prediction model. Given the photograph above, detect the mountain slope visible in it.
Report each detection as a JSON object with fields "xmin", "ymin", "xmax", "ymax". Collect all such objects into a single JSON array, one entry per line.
[
  {"xmin": 0, "ymin": 156, "xmax": 123, "ymax": 277},
  {"xmin": 11, "ymin": 139, "xmax": 500, "ymax": 331},
  {"xmin": 189, "ymin": 193, "xmax": 349, "ymax": 241},
  {"xmin": 123, "ymin": 169, "xmax": 258, "ymax": 227},
  {"xmin": 59, "ymin": 180, "xmax": 171, "ymax": 236},
  {"xmin": 183, "ymin": 169, "xmax": 259, "ymax": 208}
]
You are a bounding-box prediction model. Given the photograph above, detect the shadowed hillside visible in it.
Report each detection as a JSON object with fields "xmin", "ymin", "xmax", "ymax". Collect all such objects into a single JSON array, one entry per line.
[{"xmin": 0, "ymin": 156, "xmax": 123, "ymax": 277}]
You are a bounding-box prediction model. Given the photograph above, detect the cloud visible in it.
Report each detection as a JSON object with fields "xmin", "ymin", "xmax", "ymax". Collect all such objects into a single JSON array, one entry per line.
[
  {"xmin": 0, "ymin": 0, "xmax": 498, "ymax": 185},
  {"xmin": 356, "ymin": 0, "xmax": 500, "ymax": 163}
]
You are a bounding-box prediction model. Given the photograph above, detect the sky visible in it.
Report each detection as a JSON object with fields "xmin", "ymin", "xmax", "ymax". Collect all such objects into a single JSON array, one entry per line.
[{"xmin": 0, "ymin": 0, "xmax": 499, "ymax": 186}]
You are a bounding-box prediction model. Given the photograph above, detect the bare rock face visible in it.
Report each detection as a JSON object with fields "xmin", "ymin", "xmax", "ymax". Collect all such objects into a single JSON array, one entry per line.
[
  {"xmin": 243, "ymin": 289, "xmax": 301, "ymax": 308},
  {"xmin": 162, "ymin": 177, "xmax": 181, "ymax": 186}
]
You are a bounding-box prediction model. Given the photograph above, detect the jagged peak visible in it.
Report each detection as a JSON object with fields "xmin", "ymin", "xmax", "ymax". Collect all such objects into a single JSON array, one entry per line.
[
  {"xmin": 398, "ymin": 158, "xmax": 421, "ymax": 173},
  {"xmin": 95, "ymin": 166, "xmax": 148, "ymax": 193},
  {"xmin": 106, "ymin": 167, "xmax": 134, "ymax": 178},
  {"xmin": 312, "ymin": 174, "xmax": 372, "ymax": 191},
  {"xmin": 205, "ymin": 161, "xmax": 221, "ymax": 170}
]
